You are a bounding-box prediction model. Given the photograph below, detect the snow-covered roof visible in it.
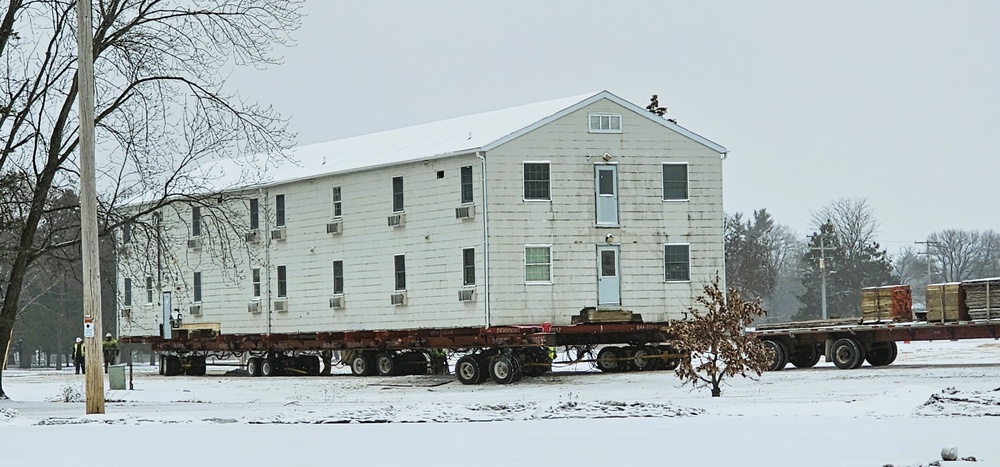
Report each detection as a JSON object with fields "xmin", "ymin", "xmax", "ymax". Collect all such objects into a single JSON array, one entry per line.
[{"xmin": 199, "ymin": 90, "xmax": 728, "ymax": 190}]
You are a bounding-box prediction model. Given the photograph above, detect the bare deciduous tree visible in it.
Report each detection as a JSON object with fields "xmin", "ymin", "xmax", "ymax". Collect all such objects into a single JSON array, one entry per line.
[
  {"xmin": 670, "ymin": 273, "xmax": 769, "ymax": 397},
  {"xmin": 0, "ymin": 1, "xmax": 302, "ymax": 399}
]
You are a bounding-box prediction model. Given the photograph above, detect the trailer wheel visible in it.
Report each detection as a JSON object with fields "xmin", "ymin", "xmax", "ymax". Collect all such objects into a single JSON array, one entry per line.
[
  {"xmin": 596, "ymin": 346, "xmax": 624, "ymax": 372},
  {"xmin": 631, "ymin": 346, "xmax": 661, "ymax": 371},
  {"xmin": 186, "ymin": 356, "xmax": 207, "ymax": 376},
  {"xmin": 789, "ymin": 344, "xmax": 821, "ymax": 369},
  {"xmin": 455, "ymin": 355, "xmax": 484, "ymax": 385},
  {"xmin": 762, "ymin": 340, "xmax": 788, "ymax": 371},
  {"xmin": 657, "ymin": 345, "xmax": 681, "ymax": 371},
  {"xmin": 158, "ymin": 355, "xmax": 166, "ymax": 376},
  {"xmin": 376, "ymin": 352, "xmax": 398, "ymax": 376},
  {"xmin": 163, "ymin": 355, "xmax": 182, "ymax": 376},
  {"xmin": 865, "ymin": 342, "xmax": 896, "ymax": 367},
  {"xmin": 350, "ymin": 352, "xmax": 376, "ymax": 376},
  {"xmin": 247, "ymin": 357, "xmax": 262, "ymax": 377},
  {"xmin": 261, "ymin": 358, "xmax": 279, "ymax": 377},
  {"xmin": 489, "ymin": 354, "xmax": 521, "ymax": 385},
  {"xmin": 831, "ymin": 338, "xmax": 865, "ymax": 369},
  {"xmin": 887, "ymin": 341, "xmax": 898, "ymax": 365}
]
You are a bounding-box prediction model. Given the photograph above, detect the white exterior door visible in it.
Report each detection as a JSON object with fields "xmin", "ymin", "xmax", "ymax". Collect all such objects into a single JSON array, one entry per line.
[
  {"xmin": 597, "ymin": 245, "xmax": 621, "ymax": 308},
  {"xmin": 595, "ymin": 165, "xmax": 618, "ymax": 226}
]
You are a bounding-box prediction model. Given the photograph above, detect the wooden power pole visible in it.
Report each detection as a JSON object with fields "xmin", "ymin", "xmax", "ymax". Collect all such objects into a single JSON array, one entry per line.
[{"xmin": 76, "ymin": 0, "xmax": 105, "ymax": 414}]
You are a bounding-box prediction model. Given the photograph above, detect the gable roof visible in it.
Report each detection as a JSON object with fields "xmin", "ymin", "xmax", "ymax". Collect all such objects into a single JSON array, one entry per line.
[{"xmin": 198, "ymin": 90, "xmax": 727, "ymax": 190}]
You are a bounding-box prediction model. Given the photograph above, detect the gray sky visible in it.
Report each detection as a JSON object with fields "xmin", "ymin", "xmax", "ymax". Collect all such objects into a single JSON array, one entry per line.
[{"xmin": 231, "ymin": 1, "xmax": 1000, "ymax": 251}]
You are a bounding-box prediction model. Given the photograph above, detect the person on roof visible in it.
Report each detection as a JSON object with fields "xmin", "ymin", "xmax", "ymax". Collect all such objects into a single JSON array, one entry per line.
[
  {"xmin": 72, "ymin": 337, "xmax": 85, "ymax": 375},
  {"xmin": 103, "ymin": 333, "xmax": 119, "ymax": 373}
]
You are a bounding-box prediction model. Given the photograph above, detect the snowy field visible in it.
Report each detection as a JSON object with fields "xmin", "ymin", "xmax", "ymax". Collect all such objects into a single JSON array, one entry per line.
[{"xmin": 4, "ymin": 340, "xmax": 1000, "ymax": 467}]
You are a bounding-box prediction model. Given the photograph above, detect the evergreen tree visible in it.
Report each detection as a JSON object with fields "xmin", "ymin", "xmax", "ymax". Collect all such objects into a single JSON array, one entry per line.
[{"xmin": 725, "ymin": 209, "xmax": 778, "ymax": 301}]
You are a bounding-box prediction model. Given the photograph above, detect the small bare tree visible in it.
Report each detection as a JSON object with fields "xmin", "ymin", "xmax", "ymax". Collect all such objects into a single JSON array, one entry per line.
[{"xmin": 670, "ymin": 273, "xmax": 769, "ymax": 397}]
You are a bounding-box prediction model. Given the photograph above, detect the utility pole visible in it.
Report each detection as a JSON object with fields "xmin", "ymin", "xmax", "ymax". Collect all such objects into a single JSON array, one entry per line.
[
  {"xmin": 810, "ymin": 234, "xmax": 835, "ymax": 320},
  {"xmin": 76, "ymin": 0, "xmax": 105, "ymax": 414},
  {"xmin": 915, "ymin": 240, "xmax": 941, "ymax": 285}
]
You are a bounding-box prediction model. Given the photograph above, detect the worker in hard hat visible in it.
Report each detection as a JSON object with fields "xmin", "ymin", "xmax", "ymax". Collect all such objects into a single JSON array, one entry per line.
[
  {"xmin": 72, "ymin": 337, "xmax": 85, "ymax": 374},
  {"xmin": 102, "ymin": 333, "xmax": 119, "ymax": 373}
]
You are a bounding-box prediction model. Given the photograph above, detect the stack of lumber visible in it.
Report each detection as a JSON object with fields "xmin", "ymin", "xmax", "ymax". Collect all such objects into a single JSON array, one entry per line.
[
  {"xmin": 926, "ymin": 283, "xmax": 968, "ymax": 322},
  {"xmin": 963, "ymin": 278, "xmax": 1000, "ymax": 320},
  {"xmin": 861, "ymin": 285, "xmax": 912, "ymax": 322}
]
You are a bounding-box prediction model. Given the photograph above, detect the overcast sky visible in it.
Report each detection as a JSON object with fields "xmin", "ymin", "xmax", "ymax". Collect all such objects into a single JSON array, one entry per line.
[{"xmin": 230, "ymin": 1, "xmax": 1000, "ymax": 252}]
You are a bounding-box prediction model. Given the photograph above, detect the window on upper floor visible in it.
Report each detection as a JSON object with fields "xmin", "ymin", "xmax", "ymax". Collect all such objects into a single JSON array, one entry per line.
[
  {"xmin": 193, "ymin": 272, "xmax": 202, "ymax": 303},
  {"xmin": 145, "ymin": 276, "xmax": 154, "ymax": 304},
  {"xmin": 332, "ymin": 187, "xmax": 342, "ymax": 218},
  {"xmin": 251, "ymin": 268, "xmax": 261, "ymax": 298},
  {"xmin": 191, "ymin": 206, "xmax": 201, "ymax": 237},
  {"xmin": 462, "ymin": 248, "xmax": 475, "ymax": 286},
  {"xmin": 523, "ymin": 162, "xmax": 551, "ymax": 201},
  {"xmin": 589, "ymin": 113, "xmax": 622, "ymax": 133},
  {"xmin": 275, "ymin": 194, "xmax": 286, "ymax": 227},
  {"xmin": 277, "ymin": 265, "xmax": 287, "ymax": 298},
  {"xmin": 460, "ymin": 166, "xmax": 474, "ymax": 204},
  {"xmin": 392, "ymin": 177, "xmax": 404, "ymax": 212},
  {"xmin": 333, "ymin": 260, "xmax": 344, "ymax": 295},
  {"xmin": 525, "ymin": 245, "xmax": 552, "ymax": 283},
  {"xmin": 249, "ymin": 198, "xmax": 259, "ymax": 230},
  {"xmin": 122, "ymin": 222, "xmax": 132, "ymax": 244},
  {"xmin": 662, "ymin": 163, "xmax": 689, "ymax": 201},
  {"xmin": 394, "ymin": 254, "xmax": 406, "ymax": 291},
  {"xmin": 124, "ymin": 278, "xmax": 132, "ymax": 307},
  {"xmin": 664, "ymin": 244, "xmax": 691, "ymax": 282}
]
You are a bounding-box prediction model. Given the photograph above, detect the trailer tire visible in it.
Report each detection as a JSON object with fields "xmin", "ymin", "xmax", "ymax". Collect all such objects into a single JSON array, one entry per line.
[
  {"xmin": 789, "ymin": 345, "xmax": 821, "ymax": 369},
  {"xmin": 631, "ymin": 346, "xmax": 660, "ymax": 371},
  {"xmin": 887, "ymin": 341, "xmax": 898, "ymax": 365},
  {"xmin": 865, "ymin": 342, "xmax": 896, "ymax": 367},
  {"xmin": 376, "ymin": 352, "xmax": 398, "ymax": 376},
  {"xmin": 350, "ymin": 352, "xmax": 376, "ymax": 377},
  {"xmin": 186, "ymin": 356, "xmax": 207, "ymax": 376},
  {"xmin": 657, "ymin": 345, "xmax": 681, "ymax": 371},
  {"xmin": 247, "ymin": 357, "xmax": 262, "ymax": 377},
  {"xmin": 261, "ymin": 358, "xmax": 279, "ymax": 377},
  {"xmin": 163, "ymin": 355, "xmax": 182, "ymax": 376},
  {"xmin": 489, "ymin": 354, "xmax": 521, "ymax": 385},
  {"xmin": 831, "ymin": 338, "xmax": 865, "ymax": 369},
  {"xmin": 158, "ymin": 355, "xmax": 166, "ymax": 376},
  {"xmin": 762, "ymin": 340, "xmax": 788, "ymax": 371},
  {"xmin": 596, "ymin": 346, "xmax": 624, "ymax": 372},
  {"xmin": 456, "ymin": 355, "xmax": 485, "ymax": 385}
]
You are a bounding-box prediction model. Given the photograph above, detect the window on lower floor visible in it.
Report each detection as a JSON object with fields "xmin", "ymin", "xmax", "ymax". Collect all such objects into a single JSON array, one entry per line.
[
  {"xmin": 277, "ymin": 265, "xmax": 287, "ymax": 298},
  {"xmin": 394, "ymin": 254, "xmax": 406, "ymax": 291},
  {"xmin": 124, "ymin": 278, "xmax": 132, "ymax": 307},
  {"xmin": 145, "ymin": 276, "xmax": 153, "ymax": 304},
  {"xmin": 664, "ymin": 244, "xmax": 691, "ymax": 282},
  {"xmin": 193, "ymin": 272, "xmax": 202, "ymax": 303},
  {"xmin": 333, "ymin": 260, "xmax": 344, "ymax": 295},
  {"xmin": 252, "ymin": 268, "xmax": 261, "ymax": 298},
  {"xmin": 462, "ymin": 248, "xmax": 475, "ymax": 286},
  {"xmin": 525, "ymin": 245, "xmax": 552, "ymax": 283}
]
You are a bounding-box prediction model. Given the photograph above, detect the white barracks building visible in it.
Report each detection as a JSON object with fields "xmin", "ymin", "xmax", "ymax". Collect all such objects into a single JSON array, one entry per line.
[{"xmin": 117, "ymin": 91, "xmax": 727, "ymax": 338}]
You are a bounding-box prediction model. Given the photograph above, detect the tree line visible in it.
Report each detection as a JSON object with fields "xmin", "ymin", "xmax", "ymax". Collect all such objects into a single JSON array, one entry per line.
[{"xmin": 726, "ymin": 198, "xmax": 1000, "ymax": 322}]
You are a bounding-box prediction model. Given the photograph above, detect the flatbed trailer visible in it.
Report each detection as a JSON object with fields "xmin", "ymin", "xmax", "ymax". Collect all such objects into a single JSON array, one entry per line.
[
  {"xmin": 122, "ymin": 321, "xmax": 682, "ymax": 385},
  {"xmin": 747, "ymin": 318, "xmax": 1000, "ymax": 371}
]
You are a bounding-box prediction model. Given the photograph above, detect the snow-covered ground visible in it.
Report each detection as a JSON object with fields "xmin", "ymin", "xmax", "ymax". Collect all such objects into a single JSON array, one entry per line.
[{"xmin": 4, "ymin": 340, "xmax": 1000, "ymax": 466}]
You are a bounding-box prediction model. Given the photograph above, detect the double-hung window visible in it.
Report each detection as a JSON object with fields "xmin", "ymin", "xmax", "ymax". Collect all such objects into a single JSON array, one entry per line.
[
  {"xmin": 124, "ymin": 278, "xmax": 132, "ymax": 307},
  {"xmin": 394, "ymin": 255, "xmax": 406, "ymax": 291},
  {"xmin": 524, "ymin": 245, "xmax": 552, "ymax": 283},
  {"xmin": 251, "ymin": 268, "xmax": 261, "ymax": 298},
  {"xmin": 145, "ymin": 277, "xmax": 154, "ymax": 304},
  {"xmin": 332, "ymin": 187, "xmax": 343, "ymax": 218},
  {"xmin": 392, "ymin": 177, "xmax": 404, "ymax": 212},
  {"xmin": 662, "ymin": 163, "xmax": 689, "ymax": 201},
  {"xmin": 277, "ymin": 266, "xmax": 287, "ymax": 298},
  {"xmin": 249, "ymin": 199, "xmax": 259, "ymax": 230},
  {"xmin": 462, "ymin": 248, "xmax": 475, "ymax": 286},
  {"xmin": 191, "ymin": 206, "xmax": 201, "ymax": 236},
  {"xmin": 460, "ymin": 166, "xmax": 474, "ymax": 204},
  {"xmin": 664, "ymin": 244, "xmax": 691, "ymax": 282},
  {"xmin": 275, "ymin": 194, "xmax": 286, "ymax": 227},
  {"xmin": 193, "ymin": 272, "xmax": 202, "ymax": 303},
  {"xmin": 523, "ymin": 162, "xmax": 550, "ymax": 201},
  {"xmin": 332, "ymin": 260, "xmax": 344, "ymax": 295}
]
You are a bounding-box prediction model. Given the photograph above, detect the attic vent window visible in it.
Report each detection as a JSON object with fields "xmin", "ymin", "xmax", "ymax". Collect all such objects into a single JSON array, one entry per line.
[{"xmin": 589, "ymin": 113, "xmax": 622, "ymax": 133}]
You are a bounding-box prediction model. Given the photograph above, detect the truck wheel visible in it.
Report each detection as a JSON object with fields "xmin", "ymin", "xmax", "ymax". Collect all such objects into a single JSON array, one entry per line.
[
  {"xmin": 657, "ymin": 345, "xmax": 681, "ymax": 370},
  {"xmin": 762, "ymin": 340, "xmax": 788, "ymax": 371},
  {"xmin": 631, "ymin": 346, "xmax": 660, "ymax": 371},
  {"xmin": 865, "ymin": 343, "xmax": 895, "ymax": 367},
  {"xmin": 186, "ymin": 356, "xmax": 207, "ymax": 376},
  {"xmin": 164, "ymin": 355, "xmax": 182, "ymax": 376},
  {"xmin": 831, "ymin": 338, "xmax": 864, "ymax": 369},
  {"xmin": 261, "ymin": 358, "xmax": 279, "ymax": 377},
  {"xmin": 247, "ymin": 357, "xmax": 262, "ymax": 377},
  {"xmin": 887, "ymin": 341, "xmax": 898, "ymax": 365},
  {"xmin": 376, "ymin": 352, "xmax": 398, "ymax": 376},
  {"xmin": 455, "ymin": 355, "xmax": 484, "ymax": 385},
  {"xmin": 789, "ymin": 345, "xmax": 821, "ymax": 368},
  {"xmin": 350, "ymin": 353, "xmax": 375, "ymax": 376},
  {"xmin": 596, "ymin": 346, "xmax": 624, "ymax": 372},
  {"xmin": 489, "ymin": 354, "xmax": 521, "ymax": 384}
]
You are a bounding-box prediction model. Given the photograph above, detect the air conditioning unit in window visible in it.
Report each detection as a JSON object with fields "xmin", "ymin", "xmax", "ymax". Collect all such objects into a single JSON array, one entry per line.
[
  {"xmin": 189, "ymin": 304, "xmax": 202, "ymax": 316},
  {"xmin": 390, "ymin": 292, "xmax": 407, "ymax": 306},
  {"xmin": 329, "ymin": 295, "xmax": 345, "ymax": 309},
  {"xmin": 455, "ymin": 206, "xmax": 475, "ymax": 220},
  {"xmin": 247, "ymin": 301, "xmax": 261, "ymax": 314},
  {"xmin": 121, "ymin": 307, "xmax": 132, "ymax": 319},
  {"xmin": 458, "ymin": 288, "xmax": 476, "ymax": 302},
  {"xmin": 326, "ymin": 221, "xmax": 343, "ymax": 235},
  {"xmin": 270, "ymin": 227, "xmax": 286, "ymax": 241},
  {"xmin": 387, "ymin": 213, "xmax": 405, "ymax": 228},
  {"xmin": 245, "ymin": 230, "xmax": 260, "ymax": 243},
  {"xmin": 273, "ymin": 300, "xmax": 287, "ymax": 312},
  {"xmin": 187, "ymin": 237, "xmax": 202, "ymax": 250}
]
